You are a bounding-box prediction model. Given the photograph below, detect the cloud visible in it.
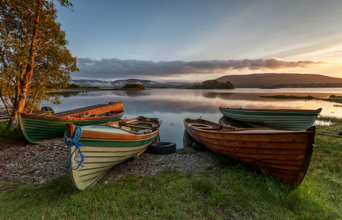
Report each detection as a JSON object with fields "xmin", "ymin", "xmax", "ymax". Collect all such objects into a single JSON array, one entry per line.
[{"xmin": 74, "ymin": 57, "xmax": 325, "ymax": 79}]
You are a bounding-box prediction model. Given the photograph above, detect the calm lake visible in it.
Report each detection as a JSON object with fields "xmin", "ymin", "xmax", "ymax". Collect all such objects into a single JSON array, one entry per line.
[{"xmin": 43, "ymin": 88, "xmax": 342, "ymax": 148}]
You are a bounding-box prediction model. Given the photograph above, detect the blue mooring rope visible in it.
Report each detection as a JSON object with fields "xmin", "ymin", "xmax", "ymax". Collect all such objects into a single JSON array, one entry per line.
[{"xmin": 64, "ymin": 126, "xmax": 86, "ymax": 170}]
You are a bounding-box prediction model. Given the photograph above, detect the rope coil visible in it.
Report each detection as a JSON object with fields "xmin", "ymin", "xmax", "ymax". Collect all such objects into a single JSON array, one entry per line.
[{"xmin": 64, "ymin": 126, "xmax": 86, "ymax": 170}]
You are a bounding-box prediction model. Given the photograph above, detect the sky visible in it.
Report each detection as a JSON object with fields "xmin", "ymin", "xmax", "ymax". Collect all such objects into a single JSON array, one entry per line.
[{"xmin": 56, "ymin": 0, "xmax": 342, "ymax": 82}]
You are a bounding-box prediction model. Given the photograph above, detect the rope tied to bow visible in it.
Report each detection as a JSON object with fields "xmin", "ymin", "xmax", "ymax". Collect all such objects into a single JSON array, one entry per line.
[{"xmin": 64, "ymin": 126, "xmax": 87, "ymax": 170}]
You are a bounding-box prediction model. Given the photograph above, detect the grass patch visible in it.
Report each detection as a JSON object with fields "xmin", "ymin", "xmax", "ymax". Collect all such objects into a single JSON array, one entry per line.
[
  {"xmin": 0, "ymin": 124, "xmax": 27, "ymax": 148},
  {"xmin": 317, "ymin": 116, "xmax": 342, "ymax": 135},
  {"xmin": 317, "ymin": 116, "xmax": 342, "ymax": 124},
  {"xmin": 322, "ymin": 98, "xmax": 342, "ymax": 104},
  {"xmin": 260, "ymin": 95, "xmax": 317, "ymax": 100},
  {"xmin": 260, "ymin": 95, "xmax": 342, "ymax": 105},
  {"xmin": 1, "ymin": 122, "xmax": 341, "ymax": 219}
]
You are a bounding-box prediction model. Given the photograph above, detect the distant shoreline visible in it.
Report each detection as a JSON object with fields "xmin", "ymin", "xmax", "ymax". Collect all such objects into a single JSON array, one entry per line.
[
  {"xmin": 48, "ymin": 87, "xmax": 342, "ymax": 93},
  {"xmin": 48, "ymin": 88, "xmax": 148, "ymax": 92}
]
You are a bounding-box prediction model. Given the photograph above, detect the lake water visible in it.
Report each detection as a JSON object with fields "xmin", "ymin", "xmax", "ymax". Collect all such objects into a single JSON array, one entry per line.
[{"xmin": 43, "ymin": 88, "xmax": 342, "ymax": 148}]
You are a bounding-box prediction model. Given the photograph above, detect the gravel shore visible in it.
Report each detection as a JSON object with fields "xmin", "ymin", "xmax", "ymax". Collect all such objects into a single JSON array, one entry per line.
[{"xmin": 0, "ymin": 139, "xmax": 220, "ymax": 187}]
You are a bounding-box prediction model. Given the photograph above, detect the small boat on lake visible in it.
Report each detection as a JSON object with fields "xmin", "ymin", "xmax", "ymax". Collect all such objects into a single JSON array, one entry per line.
[
  {"xmin": 184, "ymin": 118, "xmax": 316, "ymax": 188},
  {"xmin": 219, "ymin": 107, "xmax": 322, "ymax": 131},
  {"xmin": 19, "ymin": 102, "xmax": 124, "ymax": 143},
  {"xmin": 65, "ymin": 116, "xmax": 161, "ymax": 190}
]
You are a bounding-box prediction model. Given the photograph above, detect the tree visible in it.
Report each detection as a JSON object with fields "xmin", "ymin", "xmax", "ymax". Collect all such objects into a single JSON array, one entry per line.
[
  {"xmin": 189, "ymin": 80, "xmax": 235, "ymax": 89},
  {"xmin": 122, "ymin": 84, "xmax": 146, "ymax": 89},
  {"xmin": 0, "ymin": 0, "xmax": 78, "ymax": 129}
]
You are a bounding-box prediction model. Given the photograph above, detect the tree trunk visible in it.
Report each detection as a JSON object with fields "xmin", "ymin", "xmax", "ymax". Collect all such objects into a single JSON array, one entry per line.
[{"xmin": 9, "ymin": 0, "xmax": 42, "ymax": 130}]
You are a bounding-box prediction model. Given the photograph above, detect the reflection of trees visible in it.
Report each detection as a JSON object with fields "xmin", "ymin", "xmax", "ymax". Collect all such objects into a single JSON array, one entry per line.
[
  {"xmin": 201, "ymin": 92, "xmax": 233, "ymax": 99},
  {"xmin": 48, "ymin": 91, "xmax": 84, "ymax": 98},
  {"xmin": 111, "ymin": 90, "xmax": 151, "ymax": 97},
  {"xmin": 124, "ymin": 89, "xmax": 149, "ymax": 97}
]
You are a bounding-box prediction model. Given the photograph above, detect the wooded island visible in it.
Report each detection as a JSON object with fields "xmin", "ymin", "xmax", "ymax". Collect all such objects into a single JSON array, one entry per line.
[{"xmin": 188, "ymin": 80, "xmax": 235, "ymax": 89}]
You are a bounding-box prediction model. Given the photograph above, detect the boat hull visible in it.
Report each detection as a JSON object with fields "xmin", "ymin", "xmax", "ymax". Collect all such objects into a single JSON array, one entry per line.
[
  {"xmin": 19, "ymin": 112, "xmax": 124, "ymax": 143},
  {"xmin": 66, "ymin": 117, "xmax": 161, "ymax": 190},
  {"xmin": 184, "ymin": 118, "xmax": 315, "ymax": 188},
  {"xmin": 219, "ymin": 107, "xmax": 321, "ymax": 131},
  {"xmin": 69, "ymin": 135, "xmax": 156, "ymax": 190}
]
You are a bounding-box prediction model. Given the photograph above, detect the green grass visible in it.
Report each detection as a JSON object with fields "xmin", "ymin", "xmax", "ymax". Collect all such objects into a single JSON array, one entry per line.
[
  {"xmin": 317, "ymin": 116, "xmax": 342, "ymax": 135},
  {"xmin": 260, "ymin": 95, "xmax": 342, "ymax": 105},
  {"xmin": 1, "ymin": 123, "xmax": 341, "ymax": 219},
  {"xmin": 322, "ymin": 99, "xmax": 342, "ymax": 104},
  {"xmin": 0, "ymin": 124, "xmax": 26, "ymax": 148}
]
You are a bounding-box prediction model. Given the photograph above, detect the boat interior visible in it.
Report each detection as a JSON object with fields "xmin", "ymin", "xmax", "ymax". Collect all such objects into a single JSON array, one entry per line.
[
  {"xmin": 70, "ymin": 110, "xmax": 124, "ymax": 118},
  {"xmin": 100, "ymin": 117, "xmax": 160, "ymax": 134},
  {"xmin": 185, "ymin": 118, "xmax": 237, "ymax": 131}
]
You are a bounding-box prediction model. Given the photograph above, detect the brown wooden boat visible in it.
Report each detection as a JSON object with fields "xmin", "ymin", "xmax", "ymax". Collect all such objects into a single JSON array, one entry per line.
[{"xmin": 184, "ymin": 118, "xmax": 316, "ymax": 188}]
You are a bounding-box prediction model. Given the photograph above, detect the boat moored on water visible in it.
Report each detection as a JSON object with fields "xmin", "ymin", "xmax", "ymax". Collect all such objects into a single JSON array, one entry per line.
[
  {"xmin": 19, "ymin": 102, "xmax": 124, "ymax": 143},
  {"xmin": 184, "ymin": 118, "xmax": 316, "ymax": 188},
  {"xmin": 65, "ymin": 116, "xmax": 161, "ymax": 190},
  {"xmin": 219, "ymin": 107, "xmax": 322, "ymax": 131}
]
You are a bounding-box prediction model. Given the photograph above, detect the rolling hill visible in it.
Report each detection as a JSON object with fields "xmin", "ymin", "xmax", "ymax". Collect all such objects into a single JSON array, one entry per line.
[
  {"xmin": 69, "ymin": 79, "xmax": 170, "ymax": 88},
  {"xmin": 216, "ymin": 73, "xmax": 342, "ymax": 88}
]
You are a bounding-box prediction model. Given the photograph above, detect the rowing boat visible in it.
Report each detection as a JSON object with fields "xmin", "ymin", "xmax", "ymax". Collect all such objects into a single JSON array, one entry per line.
[
  {"xmin": 65, "ymin": 116, "xmax": 161, "ymax": 190},
  {"xmin": 19, "ymin": 102, "xmax": 124, "ymax": 143},
  {"xmin": 219, "ymin": 107, "xmax": 322, "ymax": 131},
  {"xmin": 0, "ymin": 106, "xmax": 48, "ymax": 125},
  {"xmin": 184, "ymin": 118, "xmax": 316, "ymax": 188}
]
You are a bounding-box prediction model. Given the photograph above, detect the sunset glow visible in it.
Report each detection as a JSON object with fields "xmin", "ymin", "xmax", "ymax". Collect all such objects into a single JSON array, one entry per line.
[{"xmin": 55, "ymin": 0, "xmax": 342, "ymax": 81}]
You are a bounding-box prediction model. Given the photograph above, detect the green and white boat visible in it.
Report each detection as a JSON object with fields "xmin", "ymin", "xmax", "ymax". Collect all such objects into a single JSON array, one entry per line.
[
  {"xmin": 65, "ymin": 116, "xmax": 161, "ymax": 190},
  {"xmin": 19, "ymin": 102, "xmax": 124, "ymax": 143},
  {"xmin": 219, "ymin": 107, "xmax": 322, "ymax": 131}
]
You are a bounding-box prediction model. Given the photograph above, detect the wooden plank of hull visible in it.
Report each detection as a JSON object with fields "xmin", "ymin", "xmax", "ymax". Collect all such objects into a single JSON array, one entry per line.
[
  {"xmin": 219, "ymin": 107, "xmax": 320, "ymax": 131},
  {"xmin": 66, "ymin": 117, "xmax": 161, "ymax": 190},
  {"xmin": 69, "ymin": 138, "xmax": 155, "ymax": 190},
  {"xmin": 52, "ymin": 102, "xmax": 123, "ymax": 117},
  {"xmin": 194, "ymin": 130, "xmax": 309, "ymax": 143},
  {"xmin": 0, "ymin": 114, "xmax": 10, "ymax": 124},
  {"xmin": 197, "ymin": 138, "xmax": 308, "ymax": 150},
  {"xmin": 19, "ymin": 112, "xmax": 124, "ymax": 143},
  {"xmin": 184, "ymin": 118, "xmax": 315, "ymax": 188}
]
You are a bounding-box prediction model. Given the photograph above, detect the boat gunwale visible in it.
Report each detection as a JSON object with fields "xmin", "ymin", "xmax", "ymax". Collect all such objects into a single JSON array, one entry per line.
[
  {"xmin": 67, "ymin": 117, "xmax": 161, "ymax": 140},
  {"xmin": 219, "ymin": 107, "xmax": 322, "ymax": 114},
  {"xmin": 19, "ymin": 110, "xmax": 124, "ymax": 121},
  {"xmin": 183, "ymin": 118, "xmax": 315, "ymax": 135}
]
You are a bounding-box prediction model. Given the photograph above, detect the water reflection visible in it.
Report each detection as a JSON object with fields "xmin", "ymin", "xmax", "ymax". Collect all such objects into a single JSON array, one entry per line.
[
  {"xmin": 218, "ymin": 116, "xmax": 253, "ymax": 128},
  {"xmin": 201, "ymin": 92, "xmax": 233, "ymax": 99},
  {"xmin": 314, "ymin": 120, "xmax": 333, "ymax": 126},
  {"xmin": 109, "ymin": 89, "xmax": 151, "ymax": 97},
  {"xmin": 48, "ymin": 91, "xmax": 84, "ymax": 98},
  {"xmin": 41, "ymin": 88, "xmax": 342, "ymax": 149}
]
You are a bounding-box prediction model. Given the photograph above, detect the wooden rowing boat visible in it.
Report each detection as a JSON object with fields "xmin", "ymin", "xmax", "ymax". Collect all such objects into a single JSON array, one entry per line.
[
  {"xmin": 19, "ymin": 102, "xmax": 124, "ymax": 143},
  {"xmin": 65, "ymin": 116, "xmax": 161, "ymax": 190},
  {"xmin": 219, "ymin": 107, "xmax": 322, "ymax": 131},
  {"xmin": 0, "ymin": 106, "xmax": 48, "ymax": 125},
  {"xmin": 184, "ymin": 118, "xmax": 316, "ymax": 188}
]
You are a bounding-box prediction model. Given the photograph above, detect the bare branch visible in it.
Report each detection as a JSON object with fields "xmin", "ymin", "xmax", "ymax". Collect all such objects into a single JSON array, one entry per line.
[{"xmin": 34, "ymin": 62, "xmax": 44, "ymax": 66}]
